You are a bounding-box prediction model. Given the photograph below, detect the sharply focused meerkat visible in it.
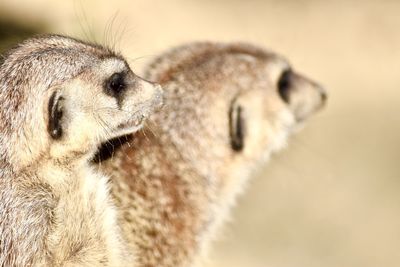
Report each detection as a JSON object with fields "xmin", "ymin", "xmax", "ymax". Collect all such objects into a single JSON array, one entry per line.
[
  {"xmin": 0, "ymin": 34, "xmax": 163, "ymax": 266},
  {"xmin": 98, "ymin": 42, "xmax": 327, "ymax": 267}
]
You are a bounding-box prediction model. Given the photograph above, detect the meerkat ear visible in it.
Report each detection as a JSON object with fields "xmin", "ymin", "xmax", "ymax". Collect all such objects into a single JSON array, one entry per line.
[
  {"xmin": 229, "ymin": 98, "xmax": 245, "ymax": 152},
  {"xmin": 48, "ymin": 91, "xmax": 65, "ymax": 140}
]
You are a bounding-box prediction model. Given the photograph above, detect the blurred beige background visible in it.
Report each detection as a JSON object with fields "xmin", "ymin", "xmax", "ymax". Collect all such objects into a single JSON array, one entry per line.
[{"xmin": 1, "ymin": 1, "xmax": 399, "ymax": 266}]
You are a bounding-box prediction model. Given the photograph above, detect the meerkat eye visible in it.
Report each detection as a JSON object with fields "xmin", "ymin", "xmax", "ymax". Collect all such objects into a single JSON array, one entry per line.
[
  {"xmin": 277, "ymin": 69, "xmax": 292, "ymax": 103},
  {"xmin": 105, "ymin": 72, "xmax": 126, "ymax": 97}
]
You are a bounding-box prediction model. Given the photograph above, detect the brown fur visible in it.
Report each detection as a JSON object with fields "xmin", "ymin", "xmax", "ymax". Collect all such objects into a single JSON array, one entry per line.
[{"xmin": 100, "ymin": 42, "xmax": 326, "ymax": 267}]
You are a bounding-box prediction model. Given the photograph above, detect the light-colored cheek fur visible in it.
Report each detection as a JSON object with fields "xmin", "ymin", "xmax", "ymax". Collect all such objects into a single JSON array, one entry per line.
[{"xmin": 197, "ymin": 108, "xmax": 294, "ymax": 263}]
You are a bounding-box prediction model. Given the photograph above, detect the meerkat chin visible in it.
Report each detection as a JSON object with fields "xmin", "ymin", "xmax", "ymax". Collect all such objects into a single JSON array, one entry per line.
[
  {"xmin": 0, "ymin": 34, "xmax": 163, "ymax": 267},
  {"xmin": 97, "ymin": 42, "xmax": 327, "ymax": 267}
]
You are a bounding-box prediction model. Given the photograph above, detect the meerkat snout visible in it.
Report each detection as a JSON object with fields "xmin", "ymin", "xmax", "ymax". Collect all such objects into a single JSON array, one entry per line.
[{"xmin": 277, "ymin": 68, "xmax": 327, "ymax": 122}]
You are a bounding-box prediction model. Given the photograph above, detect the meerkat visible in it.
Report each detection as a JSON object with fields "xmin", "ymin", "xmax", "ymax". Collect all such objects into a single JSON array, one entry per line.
[
  {"xmin": 98, "ymin": 42, "xmax": 327, "ymax": 267},
  {"xmin": 0, "ymin": 34, "xmax": 163, "ymax": 267}
]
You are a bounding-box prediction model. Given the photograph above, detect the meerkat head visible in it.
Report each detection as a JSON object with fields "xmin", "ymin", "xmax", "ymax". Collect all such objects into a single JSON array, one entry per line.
[
  {"xmin": 145, "ymin": 42, "xmax": 326, "ymax": 195},
  {"xmin": 224, "ymin": 45, "xmax": 326, "ymax": 160},
  {"xmin": 0, "ymin": 34, "xmax": 162, "ymax": 170}
]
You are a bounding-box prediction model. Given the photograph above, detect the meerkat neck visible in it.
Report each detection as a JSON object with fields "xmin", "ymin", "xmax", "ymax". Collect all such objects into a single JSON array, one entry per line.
[
  {"xmin": 153, "ymin": 117, "xmax": 226, "ymax": 183},
  {"xmin": 29, "ymin": 156, "xmax": 92, "ymax": 190}
]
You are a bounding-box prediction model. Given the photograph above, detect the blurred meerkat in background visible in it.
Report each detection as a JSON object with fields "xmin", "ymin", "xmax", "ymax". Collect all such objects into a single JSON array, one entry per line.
[{"xmin": 98, "ymin": 42, "xmax": 326, "ymax": 267}]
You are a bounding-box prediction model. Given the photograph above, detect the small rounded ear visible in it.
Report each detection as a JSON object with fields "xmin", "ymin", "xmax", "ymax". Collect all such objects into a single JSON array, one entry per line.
[
  {"xmin": 229, "ymin": 98, "xmax": 246, "ymax": 152},
  {"xmin": 48, "ymin": 91, "xmax": 64, "ymax": 140}
]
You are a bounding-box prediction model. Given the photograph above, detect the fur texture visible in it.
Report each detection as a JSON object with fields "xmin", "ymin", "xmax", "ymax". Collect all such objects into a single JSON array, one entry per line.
[
  {"xmin": 0, "ymin": 35, "xmax": 163, "ymax": 266},
  {"xmin": 99, "ymin": 42, "xmax": 326, "ymax": 267}
]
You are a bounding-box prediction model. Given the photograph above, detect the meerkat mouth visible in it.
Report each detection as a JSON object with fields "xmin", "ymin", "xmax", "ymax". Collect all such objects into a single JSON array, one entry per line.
[{"xmin": 117, "ymin": 114, "xmax": 146, "ymax": 133}]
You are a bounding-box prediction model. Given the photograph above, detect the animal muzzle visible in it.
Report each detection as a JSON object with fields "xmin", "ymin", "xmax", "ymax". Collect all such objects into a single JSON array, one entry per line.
[
  {"xmin": 284, "ymin": 71, "xmax": 327, "ymax": 122},
  {"xmin": 139, "ymin": 79, "xmax": 164, "ymax": 111}
]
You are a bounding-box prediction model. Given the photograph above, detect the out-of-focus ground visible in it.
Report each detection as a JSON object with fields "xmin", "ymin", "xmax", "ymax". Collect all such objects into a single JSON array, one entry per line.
[{"xmin": 0, "ymin": 1, "xmax": 399, "ymax": 266}]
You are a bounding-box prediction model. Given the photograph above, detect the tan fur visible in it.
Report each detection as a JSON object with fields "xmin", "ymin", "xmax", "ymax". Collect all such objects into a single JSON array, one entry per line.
[
  {"xmin": 100, "ymin": 42, "xmax": 326, "ymax": 267},
  {"xmin": 0, "ymin": 35, "xmax": 162, "ymax": 266}
]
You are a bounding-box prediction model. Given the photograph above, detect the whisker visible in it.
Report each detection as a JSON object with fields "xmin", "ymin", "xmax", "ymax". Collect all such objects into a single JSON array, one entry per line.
[
  {"xmin": 73, "ymin": 0, "xmax": 90, "ymax": 42},
  {"xmin": 144, "ymin": 123, "xmax": 159, "ymax": 139}
]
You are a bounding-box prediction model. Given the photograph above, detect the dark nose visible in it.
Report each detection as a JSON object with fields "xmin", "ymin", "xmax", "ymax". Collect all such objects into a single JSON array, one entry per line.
[{"xmin": 318, "ymin": 85, "xmax": 328, "ymax": 106}]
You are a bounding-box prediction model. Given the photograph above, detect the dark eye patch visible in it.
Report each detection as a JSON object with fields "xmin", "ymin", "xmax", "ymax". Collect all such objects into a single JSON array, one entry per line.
[
  {"xmin": 277, "ymin": 69, "xmax": 292, "ymax": 103},
  {"xmin": 104, "ymin": 72, "xmax": 126, "ymax": 98}
]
